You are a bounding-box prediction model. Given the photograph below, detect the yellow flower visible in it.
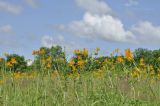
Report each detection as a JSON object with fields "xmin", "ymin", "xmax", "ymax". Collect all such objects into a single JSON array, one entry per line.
[
  {"xmin": 39, "ymin": 49, "xmax": 45, "ymax": 55},
  {"xmin": 83, "ymin": 48, "xmax": 88, "ymax": 56},
  {"xmin": 46, "ymin": 56, "xmax": 52, "ymax": 62},
  {"xmin": 32, "ymin": 50, "xmax": 39, "ymax": 55},
  {"xmin": 102, "ymin": 58, "xmax": 109, "ymax": 64},
  {"xmin": 77, "ymin": 55, "xmax": 82, "ymax": 60},
  {"xmin": 68, "ymin": 60, "xmax": 75, "ymax": 66},
  {"xmin": 94, "ymin": 59, "xmax": 100, "ymax": 64},
  {"xmin": 14, "ymin": 72, "xmax": 22, "ymax": 79},
  {"xmin": 77, "ymin": 60, "xmax": 84, "ymax": 66},
  {"xmin": 96, "ymin": 48, "xmax": 100, "ymax": 52},
  {"xmin": 125, "ymin": 49, "xmax": 133, "ymax": 61},
  {"xmin": 0, "ymin": 58, "xmax": 3, "ymax": 62},
  {"xmin": 46, "ymin": 63, "xmax": 51, "ymax": 68},
  {"xmin": 72, "ymin": 66, "xmax": 77, "ymax": 72},
  {"xmin": 73, "ymin": 49, "xmax": 80, "ymax": 55},
  {"xmin": 131, "ymin": 68, "xmax": 140, "ymax": 78},
  {"xmin": 139, "ymin": 58, "xmax": 145, "ymax": 66},
  {"xmin": 11, "ymin": 58, "xmax": 17, "ymax": 64},
  {"xmin": 7, "ymin": 62, "xmax": 13, "ymax": 67},
  {"xmin": 116, "ymin": 56, "xmax": 123, "ymax": 63}
]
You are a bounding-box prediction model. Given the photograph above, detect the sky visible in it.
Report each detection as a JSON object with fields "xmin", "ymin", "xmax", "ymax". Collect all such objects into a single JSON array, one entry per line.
[{"xmin": 0, "ymin": 0, "xmax": 160, "ymax": 59}]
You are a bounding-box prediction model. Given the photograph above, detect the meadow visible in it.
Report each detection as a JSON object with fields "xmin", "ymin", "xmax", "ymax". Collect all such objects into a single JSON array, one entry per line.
[{"xmin": 0, "ymin": 46, "xmax": 160, "ymax": 106}]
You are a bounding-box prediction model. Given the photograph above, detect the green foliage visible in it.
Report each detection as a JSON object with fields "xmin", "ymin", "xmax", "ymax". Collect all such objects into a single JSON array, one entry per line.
[
  {"xmin": 6, "ymin": 54, "xmax": 27, "ymax": 72},
  {"xmin": 134, "ymin": 48, "xmax": 160, "ymax": 70},
  {"xmin": 33, "ymin": 46, "xmax": 67, "ymax": 72}
]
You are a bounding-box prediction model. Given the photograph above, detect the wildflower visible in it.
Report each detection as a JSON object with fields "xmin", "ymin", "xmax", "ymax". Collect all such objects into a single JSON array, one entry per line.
[
  {"xmin": 46, "ymin": 63, "xmax": 51, "ymax": 68},
  {"xmin": 77, "ymin": 60, "xmax": 84, "ymax": 66},
  {"xmin": 14, "ymin": 72, "xmax": 22, "ymax": 79},
  {"xmin": 131, "ymin": 68, "xmax": 140, "ymax": 78},
  {"xmin": 7, "ymin": 62, "xmax": 13, "ymax": 67},
  {"xmin": 83, "ymin": 48, "xmax": 88, "ymax": 56},
  {"xmin": 39, "ymin": 49, "xmax": 45, "ymax": 55},
  {"xmin": 149, "ymin": 65, "xmax": 154, "ymax": 71},
  {"xmin": 0, "ymin": 58, "xmax": 3, "ymax": 62},
  {"xmin": 68, "ymin": 60, "xmax": 75, "ymax": 67},
  {"xmin": 116, "ymin": 56, "xmax": 123, "ymax": 63},
  {"xmin": 77, "ymin": 55, "xmax": 82, "ymax": 60},
  {"xmin": 32, "ymin": 50, "xmax": 39, "ymax": 55},
  {"xmin": 149, "ymin": 65, "xmax": 155, "ymax": 77},
  {"xmin": 96, "ymin": 48, "xmax": 100, "ymax": 52},
  {"xmin": 102, "ymin": 58, "xmax": 109, "ymax": 64},
  {"xmin": 11, "ymin": 58, "xmax": 17, "ymax": 64},
  {"xmin": 125, "ymin": 49, "xmax": 133, "ymax": 61},
  {"xmin": 73, "ymin": 49, "xmax": 80, "ymax": 55},
  {"xmin": 94, "ymin": 59, "xmax": 100, "ymax": 64},
  {"xmin": 139, "ymin": 58, "xmax": 145, "ymax": 66},
  {"xmin": 46, "ymin": 56, "xmax": 52, "ymax": 62},
  {"xmin": 71, "ymin": 66, "xmax": 76, "ymax": 72}
]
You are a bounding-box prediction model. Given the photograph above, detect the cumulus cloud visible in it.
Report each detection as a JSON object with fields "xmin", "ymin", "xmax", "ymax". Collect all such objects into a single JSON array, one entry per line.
[
  {"xmin": 56, "ymin": 0, "xmax": 135, "ymax": 43},
  {"xmin": 25, "ymin": 0, "xmax": 39, "ymax": 8},
  {"xmin": 60, "ymin": 13, "xmax": 135, "ymax": 43},
  {"xmin": 0, "ymin": 25, "xmax": 13, "ymax": 34},
  {"xmin": 0, "ymin": 1, "xmax": 22, "ymax": 14},
  {"xmin": 131, "ymin": 21, "xmax": 160, "ymax": 44},
  {"xmin": 55, "ymin": 0, "xmax": 160, "ymax": 44},
  {"xmin": 76, "ymin": 0, "xmax": 112, "ymax": 15}
]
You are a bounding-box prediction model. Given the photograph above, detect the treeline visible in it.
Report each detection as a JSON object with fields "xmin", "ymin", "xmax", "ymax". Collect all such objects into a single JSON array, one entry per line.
[{"xmin": 0, "ymin": 46, "xmax": 159, "ymax": 73}]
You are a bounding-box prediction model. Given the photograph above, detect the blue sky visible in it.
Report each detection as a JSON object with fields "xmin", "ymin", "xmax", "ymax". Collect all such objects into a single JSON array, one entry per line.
[{"xmin": 0, "ymin": 0, "xmax": 160, "ymax": 59}]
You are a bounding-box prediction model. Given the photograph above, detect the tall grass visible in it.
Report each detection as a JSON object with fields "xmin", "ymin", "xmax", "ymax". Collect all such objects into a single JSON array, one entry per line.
[{"xmin": 0, "ymin": 69, "xmax": 160, "ymax": 106}]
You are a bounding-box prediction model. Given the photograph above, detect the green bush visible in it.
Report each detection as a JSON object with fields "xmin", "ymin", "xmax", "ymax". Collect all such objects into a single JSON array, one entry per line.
[{"xmin": 6, "ymin": 54, "xmax": 27, "ymax": 72}]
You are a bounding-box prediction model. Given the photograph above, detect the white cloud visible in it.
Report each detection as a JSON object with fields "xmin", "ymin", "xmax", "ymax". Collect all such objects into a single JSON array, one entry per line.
[
  {"xmin": 76, "ymin": 0, "xmax": 112, "ymax": 15},
  {"xmin": 55, "ymin": 0, "xmax": 160, "ymax": 45},
  {"xmin": 55, "ymin": 0, "xmax": 136, "ymax": 43},
  {"xmin": 62, "ymin": 12, "xmax": 135, "ymax": 43},
  {"xmin": 131, "ymin": 21, "xmax": 160, "ymax": 44},
  {"xmin": 125, "ymin": 0, "xmax": 139, "ymax": 7},
  {"xmin": 0, "ymin": 25, "xmax": 13, "ymax": 34},
  {"xmin": 0, "ymin": 1, "xmax": 22, "ymax": 14},
  {"xmin": 25, "ymin": 0, "xmax": 39, "ymax": 8}
]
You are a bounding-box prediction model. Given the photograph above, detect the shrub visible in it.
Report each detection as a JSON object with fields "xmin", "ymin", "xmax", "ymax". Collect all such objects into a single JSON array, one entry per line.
[{"xmin": 6, "ymin": 54, "xmax": 27, "ymax": 72}]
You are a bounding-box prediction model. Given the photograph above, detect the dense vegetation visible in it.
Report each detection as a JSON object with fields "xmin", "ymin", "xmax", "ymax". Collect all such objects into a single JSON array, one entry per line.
[{"xmin": 0, "ymin": 46, "xmax": 160, "ymax": 105}]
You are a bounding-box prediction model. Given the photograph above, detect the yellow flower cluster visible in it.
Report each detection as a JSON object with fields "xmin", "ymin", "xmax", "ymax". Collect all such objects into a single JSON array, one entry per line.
[
  {"xmin": 7, "ymin": 58, "xmax": 17, "ymax": 67},
  {"xmin": 125, "ymin": 49, "xmax": 133, "ymax": 61},
  {"xmin": 32, "ymin": 49, "xmax": 46, "ymax": 55},
  {"xmin": 13, "ymin": 72, "xmax": 37, "ymax": 79},
  {"xmin": 116, "ymin": 56, "xmax": 123, "ymax": 63},
  {"xmin": 73, "ymin": 48, "xmax": 88, "ymax": 57},
  {"xmin": 0, "ymin": 58, "xmax": 4, "ymax": 62}
]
